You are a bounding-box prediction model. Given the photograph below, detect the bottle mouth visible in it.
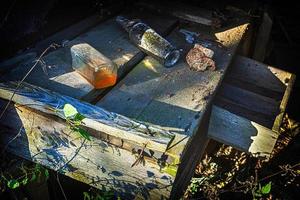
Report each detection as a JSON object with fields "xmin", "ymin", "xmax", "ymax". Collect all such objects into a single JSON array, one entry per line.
[{"xmin": 164, "ymin": 50, "xmax": 180, "ymax": 67}]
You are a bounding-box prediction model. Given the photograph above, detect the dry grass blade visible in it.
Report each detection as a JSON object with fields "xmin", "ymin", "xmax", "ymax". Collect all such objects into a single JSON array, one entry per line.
[{"xmin": 0, "ymin": 43, "xmax": 60, "ymax": 120}]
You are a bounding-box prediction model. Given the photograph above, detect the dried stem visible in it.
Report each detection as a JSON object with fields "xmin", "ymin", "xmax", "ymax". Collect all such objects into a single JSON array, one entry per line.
[{"xmin": 0, "ymin": 43, "xmax": 59, "ymax": 120}]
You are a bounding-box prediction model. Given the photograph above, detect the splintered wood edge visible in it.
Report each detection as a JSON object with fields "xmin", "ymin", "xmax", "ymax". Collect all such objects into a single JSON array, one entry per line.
[
  {"xmin": 272, "ymin": 74, "xmax": 296, "ymax": 132},
  {"xmin": 209, "ymin": 106, "xmax": 278, "ymax": 158},
  {"xmin": 0, "ymin": 82, "xmax": 174, "ymax": 153}
]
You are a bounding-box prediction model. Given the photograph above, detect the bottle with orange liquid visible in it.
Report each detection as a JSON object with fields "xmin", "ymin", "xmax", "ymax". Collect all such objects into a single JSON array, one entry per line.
[{"xmin": 71, "ymin": 43, "xmax": 117, "ymax": 89}]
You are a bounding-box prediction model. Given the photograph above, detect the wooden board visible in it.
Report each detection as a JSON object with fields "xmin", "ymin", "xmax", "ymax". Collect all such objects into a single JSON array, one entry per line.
[
  {"xmin": 208, "ymin": 106, "xmax": 278, "ymax": 158},
  {"xmin": 0, "ymin": 100, "xmax": 173, "ymax": 199},
  {"xmin": 225, "ymin": 56, "xmax": 292, "ymax": 100},
  {"xmin": 137, "ymin": 0, "xmax": 213, "ymax": 26},
  {"xmin": 215, "ymin": 83, "xmax": 280, "ymax": 128},
  {"xmin": 2, "ymin": 11, "xmax": 177, "ymax": 101},
  {"xmin": 96, "ymin": 21, "xmax": 249, "ymax": 197},
  {"xmin": 253, "ymin": 12, "xmax": 273, "ymax": 61},
  {"xmin": 0, "ymin": 82, "xmax": 176, "ymax": 153},
  {"xmin": 221, "ymin": 55, "xmax": 295, "ymax": 132}
]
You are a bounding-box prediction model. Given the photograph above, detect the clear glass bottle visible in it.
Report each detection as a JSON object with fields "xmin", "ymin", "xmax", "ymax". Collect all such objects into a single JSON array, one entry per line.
[
  {"xmin": 71, "ymin": 43, "xmax": 117, "ymax": 89},
  {"xmin": 116, "ymin": 16, "xmax": 180, "ymax": 67}
]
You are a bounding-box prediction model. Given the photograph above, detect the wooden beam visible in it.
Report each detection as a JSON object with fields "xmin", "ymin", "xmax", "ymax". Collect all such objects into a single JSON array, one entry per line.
[
  {"xmin": 223, "ymin": 55, "xmax": 295, "ymax": 132},
  {"xmin": 225, "ymin": 56, "xmax": 292, "ymax": 100},
  {"xmin": 0, "ymin": 82, "xmax": 174, "ymax": 153},
  {"xmin": 217, "ymin": 83, "xmax": 280, "ymax": 118},
  {"xmin": 208, "ymin": 106, "xmax": 278, "ymax": 158},
  {"xmin": 137, "ymin": 1, "xmax": 213, "ymax": 26},
  {"xmin": 0, "ymin": 100, "xmax": 173, "ymax": 199},
  {"xmin": 253, "ymin": 12, "xmax": 273, "ymax": 61},
  {"xmin": 272, "ymin": 74, "xmax": 296, "ymax": 132}
]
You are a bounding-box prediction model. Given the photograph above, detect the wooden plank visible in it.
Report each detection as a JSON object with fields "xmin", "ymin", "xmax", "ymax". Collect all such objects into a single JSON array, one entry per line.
[
  {"xmin": 272, "ymin": 74, "xmax": 296, "ymax": 132},
  {"xmin": 31, "ymin": 4, "xmax": 123, "ymax": 55},
  {"xmin": 215, "ymin": 95, "xmax": 275, "ymax": 128},
  {"xmin": 253, "ymin": 12, "xmax": 273, "ymax": 61},
  {"xmin": 0, "ymin": 100, "xmax": 173, "ymax": 199},
  {"xmin": 218, "ymin": 83, "xmax": 280, "ymax": 117},
  {"xmin": 215, "ymin": 82, "xmax": 280, "ymax": 128},
  {"xmin": 208, "ymin": 106, "xmax": 278, "ymax": 158},
  {"xmin": 2, "ymin": 12, "xmax": 177, "ymax": 101},
  {"xmin": 225, "ymin": 55, "xmax": 292, "ymax": 100},
  {"xmin": 96, "ymin": 21, "xmax": 249, "ymax": 198},
  {"xmin": 0, "ymin": 82, "xmax": 175, "ymax": 153},
  {"xmin": 0, "ymin": 52, "xmax": 37, "ymax": 74},
  {"xmin": 137, "ymin": 0, "xmax": 213, "ymax": 26}
]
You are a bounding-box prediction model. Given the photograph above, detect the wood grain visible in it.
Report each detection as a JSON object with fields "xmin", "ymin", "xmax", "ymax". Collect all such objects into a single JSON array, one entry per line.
[
  {"xmin": 0, "ymin": 82, "xmax": 175, "ymax": 153},
  {"xmin": 225, "ymin": 56, "xmax": 291, "ymax": 100},
  {"xmin": 0, "ymin": 100, "xmax": 173, "ymax": 199},
  {"xmin": 137, "ymin": 0, "xmax": 213, "ymax": 26},
  {"xmin": 209, "ymin": 106, "xmax": 278, "ymax": 158},
  {"xmin": 253, "ymin": 12, "xmax": 273, "ymax": 61},
  {"xmin": 96, "ymin": 21, "xmax": 249, "ymax": 198},
  {"xmin": 2, "ymin": 12, "xmax": 177, "ymax": 101},
  {"xmin": 272, "ymin": 74, "xmax": 296, "ymax": 132}
]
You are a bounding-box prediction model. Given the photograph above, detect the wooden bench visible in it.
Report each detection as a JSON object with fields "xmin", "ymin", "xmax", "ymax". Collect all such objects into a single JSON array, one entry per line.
[{"xmin": 0, "ymin": 4, "xmax": 295, "ymax": 199}]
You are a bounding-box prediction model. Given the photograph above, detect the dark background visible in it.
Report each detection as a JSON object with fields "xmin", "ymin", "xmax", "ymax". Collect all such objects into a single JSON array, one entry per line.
[{"xmin": 0, "ymin": 0, "xmax": 299, "ymax": 199}]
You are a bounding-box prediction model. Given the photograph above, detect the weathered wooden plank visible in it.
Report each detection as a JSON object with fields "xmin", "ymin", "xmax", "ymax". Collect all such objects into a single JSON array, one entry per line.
[
  {"xmin": 0, "ymin": 100, "xmax": 173, "ymax": 199},
  {"xmin": 96, "ymin": 20, "xmax": 249, "ymax": 197},
  {"xmin": 208, "ymin": 106, "xmax": 278, "ymax": 158},
  {"xmin": 137, "ymin": 0, "xmax": 213, "ymax": 26},
  {"xmin": 0, "ymin": 82, "xmax": 175, "ymax": 153},
  {"xmin": 2, "ymin": 12, "xmax": 177, "ymax": 101},
  {"xmin": 225, "ymin": 55, "xmax": 292, "ymax": 100},
  {"xmin": 0, "ymin": 52, "xmax": 37, "ymax": 74},
  {"xmin": 215, "ymin": 95, "xmax": 275, "ymax": 128},
  {"xmin": 223, "ymin": 55, "xmax": 296, "ymax": 132},
  {"xmin": 253, "ymin": 12, "xmax": 273, "ymax": 61},
  {"xmin": 272, "ymin": 74, "xmax": 296, "ymax": 132},
  {"xmin": 217, "ymin": 83, "xmax": 280, "ymax": 118}
]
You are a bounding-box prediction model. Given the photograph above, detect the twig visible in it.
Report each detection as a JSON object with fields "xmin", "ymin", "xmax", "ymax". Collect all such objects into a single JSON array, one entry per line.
[
  {"xmin": 56, "ymin": 172, "xmax": 68, "ymax": 200},
  {"xmin": 277, "ymin": 17, "xmax": 293, "ymax": 46},
  {"xmin": 131, "ymin": 143, "xmax": 147, "ymax": 167},
  {"xmin": 54, "ymin": 139, "xmax": 86, "ymax": 200},
  {"xmin": 58, "ymin": 139, "xmax": 86, "ymax": 171},
  {"xmin": 0, "ymin": 0, "xmax": 17, "ymax": 28},
  {"xmin": 1, "ymin": 125, "xmax": 23, "ymax": 155},
  {"xmin": 0, "ymin": 43, "xmax": 59, "ymax": 120},
  {"xmin": 220, "ymin": 163, "xmax": 300, "ymax": 193}
]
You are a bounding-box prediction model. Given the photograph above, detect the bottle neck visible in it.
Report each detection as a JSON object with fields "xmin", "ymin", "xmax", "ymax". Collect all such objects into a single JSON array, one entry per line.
[{"xmin": 116, "ymin": 16, "xmax": 140, "ymax": 32}]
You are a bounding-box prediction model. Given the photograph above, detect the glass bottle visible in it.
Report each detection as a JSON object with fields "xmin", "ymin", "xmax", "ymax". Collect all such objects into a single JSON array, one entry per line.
[
  {"xmin": 71, "ymin": 43, "xmax": 117, "ymax": 89},
  {"xmin": 116, "ymin": 16, "xmax": 180, "ymax": 67}
]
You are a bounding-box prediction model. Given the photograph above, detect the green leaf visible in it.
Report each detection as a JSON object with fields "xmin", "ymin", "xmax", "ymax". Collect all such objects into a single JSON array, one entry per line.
[
  {"xmin": 44, "ymin": 169, "xmax": 49, "ymax": 180},
  {"xmin": 83, "ymin": 192, "xmax": 91, "ymax": 200},
  {"xmin": 63, "ymin": 104, "xmax": 78, "ymax": 118},
  {"xmin": 22, "ymin": 178, "xmax": 28, "ymax": 185},
  {"xmin": 77, "ymin": 127, "xmax": 91, "ymax": 141},
  {"xmin": 162, "ymin": 165, "xmax": 177, "ymax": 177},
  {"xmin": 74, "ymin": 113, "xmax": 85, "ymax": 122},
  {"xmin": 261, "ymin": 181, "xmax": 272, "ymax": 194},
  {"xmin": 30, "ymin": 173, "xmax": 37, "ymax": 182},
  {"xmin": 7, "ymin": 179, "xmax": 20, "ymax": 189}
]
